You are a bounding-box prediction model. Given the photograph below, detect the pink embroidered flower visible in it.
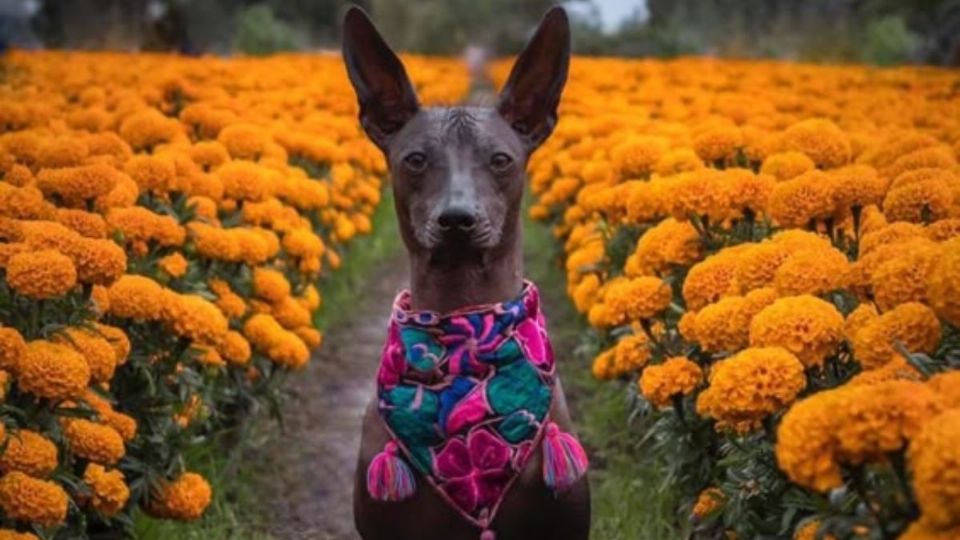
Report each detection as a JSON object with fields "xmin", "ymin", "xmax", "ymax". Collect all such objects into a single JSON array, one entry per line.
[
  {"xmin": 434, "ymin": 428, "xmax": 512, "ymax": 513},
  {"xmin": 377, "ymin": 324, "xmax": 406, "ymax": 387}
]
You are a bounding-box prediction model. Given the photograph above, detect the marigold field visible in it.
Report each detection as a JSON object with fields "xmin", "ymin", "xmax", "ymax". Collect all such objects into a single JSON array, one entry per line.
[
  {"xmin": 1, "ymin": 49, "xmax": 959, "ymax": 540},
  {"xmin": 0, "ymin": 50, "xmax": 466, "ymax": 538},
  {"xmin": 490, "ymin": 57, "xmax": 960, "ymax": 539}
]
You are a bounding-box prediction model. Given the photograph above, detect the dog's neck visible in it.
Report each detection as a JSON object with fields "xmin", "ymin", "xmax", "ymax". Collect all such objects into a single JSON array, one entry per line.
[{"xmin": 407, "ymin": 220, "xmax": 524, "ymax": 313}]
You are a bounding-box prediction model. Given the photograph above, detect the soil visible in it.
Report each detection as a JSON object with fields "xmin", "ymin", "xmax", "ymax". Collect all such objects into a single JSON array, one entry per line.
[{"xmin": 254, "ymin": 255, "xmax": 409, "ymax": 540}]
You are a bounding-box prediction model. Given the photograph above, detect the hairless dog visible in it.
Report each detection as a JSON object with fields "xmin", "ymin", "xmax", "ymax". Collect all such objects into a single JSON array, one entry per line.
[{"xmin": 344, "ymin": 6, "xmax": 591, "ymax": 539}]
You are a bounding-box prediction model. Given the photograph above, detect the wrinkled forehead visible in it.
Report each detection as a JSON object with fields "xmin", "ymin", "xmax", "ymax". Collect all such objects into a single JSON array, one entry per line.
[{"xmin": 389, "ymin": 106, "xmax": 523, "ymax": 160}]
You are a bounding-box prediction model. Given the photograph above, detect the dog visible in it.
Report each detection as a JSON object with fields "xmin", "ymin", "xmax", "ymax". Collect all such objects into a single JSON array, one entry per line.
[{"xmin": 343, "ymin": 6, "xmax": 591, "ymax": 540}]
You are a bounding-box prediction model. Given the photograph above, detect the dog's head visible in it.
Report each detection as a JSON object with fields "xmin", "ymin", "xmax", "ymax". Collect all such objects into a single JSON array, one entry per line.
[{"xmin": 342, "ymin": 7, "xmax": 569, "ymax": 265}]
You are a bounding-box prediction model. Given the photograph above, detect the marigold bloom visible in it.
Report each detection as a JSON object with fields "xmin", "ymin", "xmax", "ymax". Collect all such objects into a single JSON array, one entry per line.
[
  {"xmin": 829, "ymin": 164, "xmax": 886, "ymax": 210},
  {"xmin": 638, "ymin": 356, "xmax": 702, "ymax": 408},
  {"xmin": 858, "ymin": 221, "xmax": 926, "ymax": 256},
  {"xmin": 162, "ymin": 294, "xmax": 229, "ymax": 344},
  {"xmin": 107, "ymin": 274, "xmax": 167, "ymax": 320},
  {"xmin": 217, "ymin": 161, "xmax": 272, "ymax": 202},
  {"xmin": 629, "ymin": 218, "xmax": 701, "ymax": 276},
  {"xmin": 780, "ymin": 118, "xmax": 851, "ymax": 168},
  {"xmin": 610, "ymin": 135, "xmax": 668, "ymax": 178},
  {"xmin": 95, "ymin": 323, "xmax": 130, "ymax": 365},
  {"xmin": 219, "ymin": 331, "xmax": 252, "ymax": 365},
  {"xmin": 591, "ymin": 349, "xmax": 615, "ymax": 381},
  {"xmin": 63, "ymin": 419, "xmax": 125, "ymax": 465},
  {"xmin": 697, "ymin": 347, "xmax": 805, "ymax": 434},
  {"xmin": 272, "ymin": 297, "xmax": 312, "ymax": 329},
  {"xmin": 0, "ymin": 471, "xmax": 68, "ymax": 526},
  {"xmin": 0, "ymin": 430, "xmax": 58, "ymax": 478},
  {"xmin": 682, "ymin": 251, "xmax": 742, "ymax": 311},
  {"xmin": 844, "ymin": 302, "xmax": 878, "ymax": 343},
  {"xmin": 602, "ymin": 276, "xmax": 672, "ymax": 324},
  {"xmin": 118, "ymin": 108, "xmax": 181, "ymax": 151},
  {"xmin": 124, "ymin": 155, "xmax": 177, "ymax": 194},
  {"xmin": 883, "ymin": 179, "xmax": 954, "ymax": 223},
  {"xmin": 793, "ymin": 521, "xmax": 836, "ymax": 540},
  {"xmin": 760, "ymin": 151, "xmax": 815, "ymax": 181},
  {"xmin": 217, "ymin": 123, "xmax": 269, "ymax": 160},
  {"xmin": 692, "ymin": 124, "xmax": 742, "ymax": 163},
  {"xmin": 774, "ymin": 246, "xmax": 850, "ymax": 297},
  {"xmin": 0, "ymin": 327, "xmax": 26, "ymax": 374},
  {"xmin": 6, "ymin": 249, "xmax": 77, "ymax": 299},
  {"xmin": 242, "ymin": 313, "xmax": 309, "ymax": 368},
  {"xmin": 107, "ymin": 207, "xmax": 186, "ymax": 247},
  {"xmin": 852, "ymin": 302, "xmax": 941, "ymax": 370},
  {"xmin": 253, "ymin": 267, "xmax": 291, "ymax": 303},
  {"xmin": 926, "ymin": 237, "xmax": 960, "ymax": 326},
  {"xmin": 55, "ymin": 327, "xmax": 117, "ymax": 384},
  {"xmin": 19, "ymin": 340, "xmax": 90, "ymax": 400},
  {"xmin": 749, "ymin": 295, "xmax": 844, "ymax": 368},
  {"xmin": 83, "ymin": 463, "xmax": 129, "ymax": 517},
  {"xmin": 691, "ymin": 487, "xmax": 724, "ymax": 521},
  {"xmin": 768, "ymin": 170, "xmax": 836, "ymax": 228},
  {"xmin": 147, "ymin": 472, "xmax": 212, "ymax": 521},
  {"xmin": 0, "ymin": 529, "xmax": 39, "ymax": 540},
  {"xmin": 188, "ymin": 141, "xmax": 230, "ymax": 171},
  {"xmin": 55, "ymin": 208, "xmax": 107, "ymax": 239},
  {"xmin": 35, "ymin": 163, "xmax": 119, "ymax": 201},
  {"xmin": 870, "ymin": 241, "xmax": 942, "ymax": 310}
]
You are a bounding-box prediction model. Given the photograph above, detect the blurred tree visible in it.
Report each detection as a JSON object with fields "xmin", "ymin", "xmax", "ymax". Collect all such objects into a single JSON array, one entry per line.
[{"xmin": 234, "ymin": 4, "xmax": 301, "ymax": 55}]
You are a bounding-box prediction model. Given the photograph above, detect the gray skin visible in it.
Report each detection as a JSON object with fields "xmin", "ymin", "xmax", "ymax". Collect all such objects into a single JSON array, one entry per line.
[{"xmin": 342, "ymin": 6, "xmax": 591, "ymax": 539}]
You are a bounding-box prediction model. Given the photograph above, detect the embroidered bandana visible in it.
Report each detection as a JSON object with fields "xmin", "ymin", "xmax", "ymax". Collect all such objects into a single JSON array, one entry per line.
[{"xmin": 371, "ymin": 281, "xmax": 582, "ymax": 534}]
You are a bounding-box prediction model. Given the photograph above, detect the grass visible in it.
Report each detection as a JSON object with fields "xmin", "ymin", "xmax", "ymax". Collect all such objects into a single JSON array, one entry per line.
[
  {"xmin": 522, "ymin": 211, "xmax": 682, "ymax": 540},
  {"xmin": 136, "ymin": 193, "xmax": 402, "ymax": 539}
]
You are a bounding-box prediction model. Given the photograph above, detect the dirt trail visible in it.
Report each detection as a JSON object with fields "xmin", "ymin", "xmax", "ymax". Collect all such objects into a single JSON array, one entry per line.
[{"xmin": 256, "ymin": 256, "xmax": 408, "ymax": 540}]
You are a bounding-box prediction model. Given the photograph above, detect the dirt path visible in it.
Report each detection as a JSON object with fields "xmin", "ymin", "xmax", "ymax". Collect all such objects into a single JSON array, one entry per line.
[{"xmin": 255, "ymin": 255, "xmax": 409, "ymax": 540}]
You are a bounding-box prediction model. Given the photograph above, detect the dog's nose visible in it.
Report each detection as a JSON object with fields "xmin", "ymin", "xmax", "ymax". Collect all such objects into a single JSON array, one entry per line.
[{"xmin": 437, "ymin": 206, "xmax": 477, "ymax": 231}]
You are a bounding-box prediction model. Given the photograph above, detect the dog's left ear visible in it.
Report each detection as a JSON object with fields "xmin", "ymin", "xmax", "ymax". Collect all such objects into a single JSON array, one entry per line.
[
  {"xmin": 497, "ymin": 6, "xmax": 571, "ymax": 149},
  {"xmin": 342, "ymin": 6, "xmax": 420, "ymax": 150}
]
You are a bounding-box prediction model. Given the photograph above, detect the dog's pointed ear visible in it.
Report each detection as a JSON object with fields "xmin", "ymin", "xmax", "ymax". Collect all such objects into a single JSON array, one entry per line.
[
  {"xmin": 342, "ymin": 6, "xmax": 419, "ymax": 150},
  {"xmin": 497, "ymin": 6, "xmax": 570, "ymax": 149}
]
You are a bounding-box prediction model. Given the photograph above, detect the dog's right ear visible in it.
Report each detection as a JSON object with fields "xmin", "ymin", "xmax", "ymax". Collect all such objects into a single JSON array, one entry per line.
[{"xmin": 342, "ymin": 7, "xmax": 419, "ymax": 150}]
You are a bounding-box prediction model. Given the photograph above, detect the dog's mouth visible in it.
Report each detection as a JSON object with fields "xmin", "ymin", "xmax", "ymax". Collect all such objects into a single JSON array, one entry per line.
[{"xmin": 417, "ymin": 222, "xmax": 500, "ymax": 265}]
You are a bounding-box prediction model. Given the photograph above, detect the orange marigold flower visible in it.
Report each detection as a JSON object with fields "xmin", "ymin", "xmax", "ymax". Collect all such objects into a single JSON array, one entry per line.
[
  {"xmin": 749, "ymin": 295, "xmax": 844, "ymax": 368},
  {"xmin": 591, "ymin": 349, "xmax": 615, "ymax": 381},
  {"xmin": 162, "ymin": 293, "xmax": 229, "ymax": 344},
  {"xmin": 243, "ymin": 314, "xmax": 309, "ymax": 369},
  {"xmin": 664, "ymin": 169, "xmax": 732, "ymax": 223},
  {"xmin": 54, "ymin": 327, "xmax": 117, "ymax": 384},
  {"xmin": 774, "ymin": 246, "xmax": 850, "ymax": 297},
  {"xmin": 107, "ymin": 275, "xmax": 167, "ymax": 321},
  {"xmin": 188, "ymin": 141, "xmax": 230, "ymax": 172},
  {"xmin": 926, "ymin": 218, "xmax": 960, "ymax": 242},
  {"xmin": 118, "ymin": 108, "xmax": 181, "ymax": 151},
  {"xmin": 871, "ymin": 241, "xmax": 942, "ymax": 310},
  {"xmin": 610, "ymin": 135, "xmax": 668, "ymax": 178},
  {"xmin": 899, "ymin": 519, "xmax": 960, "ymax": 540},
  {"xmin": 272, "ymin": 297, "xmax": 312, "ymax": 329},
  {"xmin": 94, "ymin": 323, "xmax": 130, "ymax": 365},
  {"xmin": 609, "ymin": 333, "xmax": 650, "ymax": 377},
  {"xmin": 925, "ymin": 237, "xmax": 960, "ymax": 326},
  {"xmin": 217, "ymin": 123, "xmax": 269, "ymax": 160},
  {"xmin": 0, "ymin": 471, "xmax": 68, "ymax": 526},
  {"xmin": 780, "ymin": 118, "xmax": 851, "ymax": 168},
  {"xmin": 638, "ymin": 356, "xmax": 702, "ymax": 408},
  {"xmin": 252, "ymin": 267, "xmax": 291, "ymax": 303},
  {"xmin": 0, "ymin": 327, "xmax": 26, "ymax": 374},
  {"xmin": 158, "ymin": 252, "xmax": 189, "ymax": 278},
  {"xmin": 768, "ymin": 170, "xmax": 837, "ymax": 228},
  {"xmin": 217, "ymin": 161, "xmax": 272, "ymax": 202},
  {"xmin": 6, "ymin": 249, "xmax": 76, "ymax": 299},
  {"xmin": 106, "ymin": 207, "xmax": 186, "ymax": 247},
  {"xmin": 844, "ymin": 302, "xmax": 879, "ymax": 343},
  {"xmin": 629, "ymin": 218, "xmax": 701, "ymax": 277},
  {"xmin": 691, "ymin": 487, "xmax": 725, "ymax": 521},
  {"xmin": 697, "ymin": 347, "xmax": 806, "ymax": 434},
  {"xmin": 692, "ymin": 124, "xmax": 742, "ymax": 163},
  {"xmin": 71, "ymin": 238, "xmax": 127, "ymax": 286},
  {"xmin": 147, "ymin": 472, "xmax": 212, "ymax": 521},
  {"xmin": 35, "ymin": 163, "xmax": 119, "ymax": 201},
  {"xmin": 19, "ymin": 340, "xmax": 90, "ymax": 400},
  {"xmin": 734, "ymin": 242, "xmax": 791, "ymax": 292},
  {"xmin": 297, "ymin": 284, "xmax": 322, "ymax": 312},
  {"xmin": 83, "ymin": 463, "xmax": 129, "ymax": 517},
  {"xmin": 693, "ymin": 296, "xmax": 748, "ymax": 353},
  {"xmin": 218, "ymin": 331, "xmax": 252, "ymax": 365},
  {"xmin": 852, "ymin": 302, "xmax": 941, "ymax": 370},
  {"xmin": 124, "ymin": 155, "xmax": 177, "ymax": 194},
  {"xmin": 883, "ymin": 179, "xmax": 954, "ymax": 224},
  {"xmin": 293, "ymin": 326, "xmax": 323, "ymax": 350},
  {"xmin": 776, "ymin": 381, "xmax": 940, "ymax": 492},
  {"xmin": 858, "ymin": 221, "xmax": 925, "ymax": 256},
  {"xmin": 0, "ymin": 430, "xmax": 58, "ymax": 478},
  {"xmin": 793, "ymin": 520, "xmax": 836, "ymax": 540},
  {"xmin": 55, "ymin": 208, "xmax": 107, "ymax": 239},
  {"xmin": 682, "ymin": 251, "xmax": 742, "ymax": 311},
  {"xmin": 760, "ymin": 151, "xmax": 814, "ymax": 181},
  {"xmin": 602, "ymin": 276, "xmax": 672, "ymax": 324},
  {"xmin": 829, "ymin": 164, "xmax": 887, "ymax": 210},
  {"xmin": 0, "ymin": 528, "xmax": 39, "ymax": 539},
  {"xmin": 63, "ymin": 419, "xmax": 125, "ymax": 465}
]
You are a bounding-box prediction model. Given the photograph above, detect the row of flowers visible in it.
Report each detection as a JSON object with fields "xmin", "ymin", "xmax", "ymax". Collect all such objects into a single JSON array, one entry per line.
[
  {"xmin": 492, "ymin": 57, "xmax": 960, "ymax": 539},
  {"xmin": 0, "ymin": 50, "xmax": 466, "ymax": 538}
]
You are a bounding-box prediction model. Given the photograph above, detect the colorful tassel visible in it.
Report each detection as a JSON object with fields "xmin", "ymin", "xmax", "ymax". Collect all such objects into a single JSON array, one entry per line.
[
  {"xmin": 541, "ymin": 422, "xmax": 588, "ymax": 493},
  {"xmin": 367, "ymin": 441, "xmax": 416, "ymax": 501},
  {"xmin": 480, "ymin": 529, "xmax": 496, "ymax": 540}
]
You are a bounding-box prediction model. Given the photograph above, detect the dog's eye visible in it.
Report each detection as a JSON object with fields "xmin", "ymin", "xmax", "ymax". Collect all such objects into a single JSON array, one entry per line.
[
  {"xmin": 490, "ymin": 152, "xmax": 513, "ymax": 172},
  {"xmin": 402, "ymin": 152, "xmax": 428, "ymax": 173}
]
